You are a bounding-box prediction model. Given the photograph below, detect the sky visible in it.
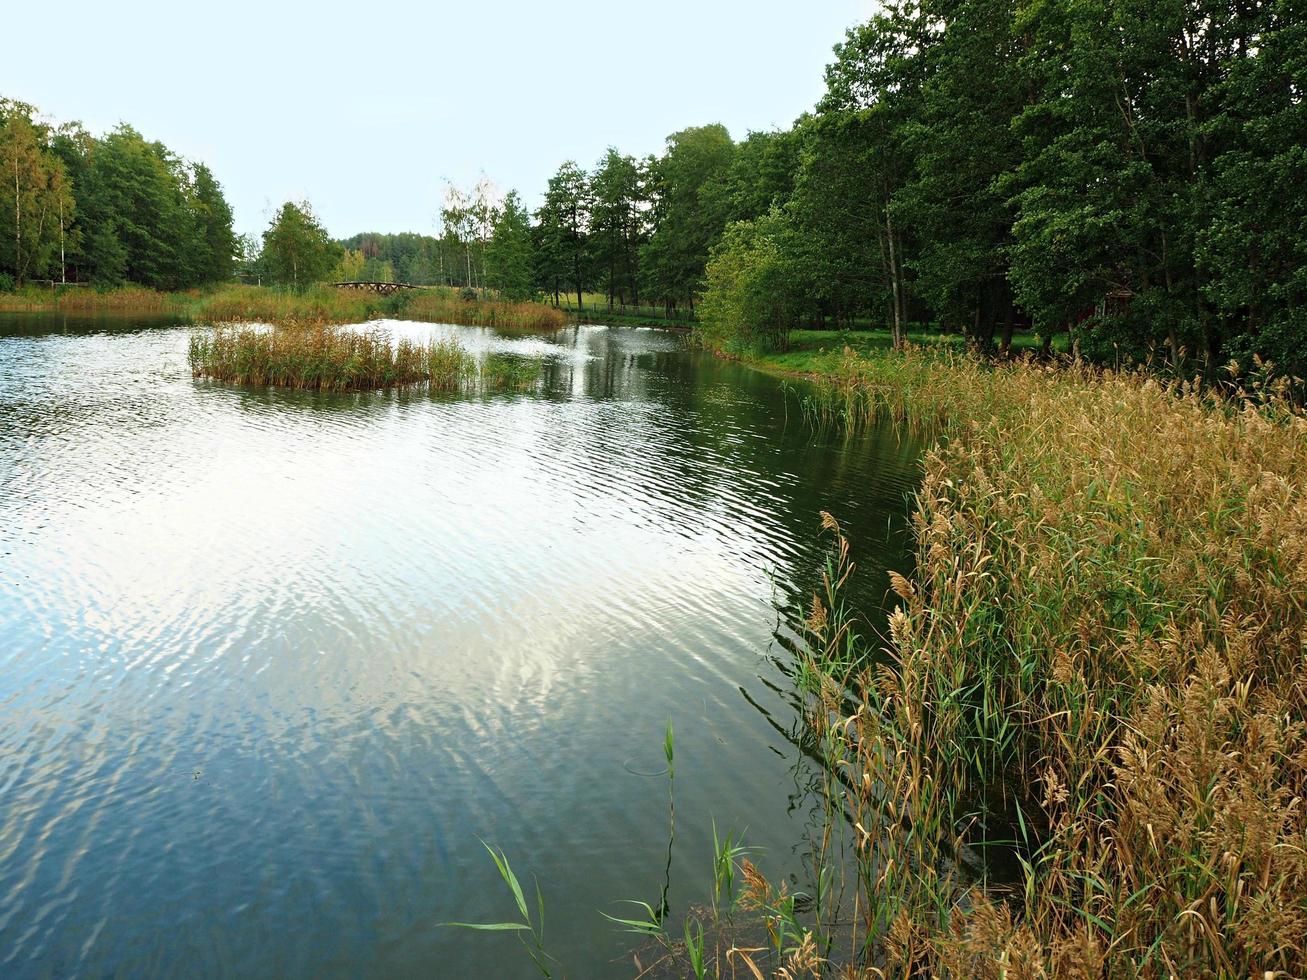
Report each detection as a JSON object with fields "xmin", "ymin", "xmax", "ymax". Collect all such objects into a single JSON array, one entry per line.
[{"xmin": 4, "ymin": 1, "xmax": 874, "ymax": 240}]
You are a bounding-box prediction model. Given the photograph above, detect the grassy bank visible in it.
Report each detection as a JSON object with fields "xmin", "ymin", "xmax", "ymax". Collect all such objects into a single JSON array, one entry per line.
[
  {"xmin": 735, "ymin": 327, "xmax": 1065, "ymax": 376},
  {"xmin": 776, "ymin": 348, "xmax": 1307, "ymax": 975},
  {"xmin": 0, "ymin": 284, "xmax": 190, "ymax": 315},
  {"xmin": 556, "ymin": 292, "xmax": 696, "ymax": 327},
  {"xmin": 0, "ymin": 283, "xmax": 568, "ymax": 331},
  {"xmin": 400, "ymin": 292, "xmax": 566, "ymax": 331},
  {"xmin": 188, "ymin": 325, "xmax": 542, "ymax": 393}
]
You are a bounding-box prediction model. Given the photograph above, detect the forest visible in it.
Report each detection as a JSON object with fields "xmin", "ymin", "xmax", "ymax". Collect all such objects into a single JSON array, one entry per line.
[
  {"xmin": 3, "ymin": 3, "xmax": 1307, "ymax": 976},
  {"xmin": 4, "ymin": 0, "xmax": 1302, "ymax": 378},
  {"xmin": 500, "ymin": 0, "xmax": 1305, "ymax": 377},
  {"xmin": 0, "ymin": 98, "xmax": 236, "ymax": 291}
]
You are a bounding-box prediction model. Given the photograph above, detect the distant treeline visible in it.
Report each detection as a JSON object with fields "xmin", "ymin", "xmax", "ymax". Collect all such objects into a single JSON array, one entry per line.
[
  {"xmin": 7, "ymin": 0, "xmax": 1303, "ymax": 376},
  {"xmin": 465, "ymin": 0, "xmax": 1303, "ymax": 374},
  {"xmin": 428, "ymin": 134, "xmax": 796, "ymax": 317},
  {"xmin": 333, "ymin": 232, "xmax": 441, "ymax": 286},
  {"xmin": 0, "ymin": 98, "xmax": 237, "ymax": 290}
]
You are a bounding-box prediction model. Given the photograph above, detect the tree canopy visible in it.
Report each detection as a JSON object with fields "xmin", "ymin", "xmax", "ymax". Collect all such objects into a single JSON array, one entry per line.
[
  {"xmin": 0, "ymin": 99, "xmax": 236, "ymax": 288},
  {"xmin": 260, "ymin": 201, "xmax": 339, "ymax": 290},
  {"xmin": 7, "ymin": 0, "xmax": 1302, "ymax": 378}
]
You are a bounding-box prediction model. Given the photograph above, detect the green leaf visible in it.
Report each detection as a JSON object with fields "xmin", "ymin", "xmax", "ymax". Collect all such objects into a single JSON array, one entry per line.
[
  {"xmin": 481, "ymin": 840, "xmax": 530, "ymax": 924},
  {"xmin": 600, "ymin": 900, "xmax": 666, "ymax": 936}
]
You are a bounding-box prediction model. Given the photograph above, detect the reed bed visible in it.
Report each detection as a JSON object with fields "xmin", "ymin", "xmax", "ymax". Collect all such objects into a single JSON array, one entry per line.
[
  {"xmin": 188, "ymin": 325, "xmax": 436, "ymax": 391},
  {"xmin": 2, "ymin": 283, "xmax": 570, "ymax": 332},
  {"xmin": 189, "ymin": 285, "xmax": 393, "ymax": 328},
  {"xmin": 399, "ymin": 292, "xmax": 568, "ymax": 331},
  {"xmin": 186, "ymin": 324, "xmax": 546, "ymax": 395},
  {"xmin": 793, "ymin": 348, "xmax": 1307, "ymax": 976},
  {"xmin": 481, "ymin": 352, "xmax": 541, "ymax": 391},
  {"xmin": 426, "ymin": 339, "xmax": 476, "ymax": 391},
  {"xmin": 0, "ymin": 285, "xmax": 187, "ymax": 314}
]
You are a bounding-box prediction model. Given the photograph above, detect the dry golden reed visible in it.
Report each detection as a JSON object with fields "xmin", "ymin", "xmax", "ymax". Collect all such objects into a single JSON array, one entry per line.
[
  {"xmin": 187, "ymin": 324, "xmax": 470, "ymax": 392},
  {"xmin": 1, "ymin": 283, "xmax": 569, "ymax": 332},
  {"xmin": 399, "ymin": 292, "xmax": 568, "ymax": 331},
  {"xmin": 0, "ymin": 285, "xmax": 187, "ymax": 314},
  {"xmin": 801, "ymin": 349, "xmax": 1307, "ymax": 977}
]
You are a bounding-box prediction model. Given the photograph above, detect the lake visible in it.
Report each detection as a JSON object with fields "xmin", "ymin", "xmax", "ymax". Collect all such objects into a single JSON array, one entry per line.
[{"xmin": 0, "ymin": 315, "xmax": 919, "ymax": 977}]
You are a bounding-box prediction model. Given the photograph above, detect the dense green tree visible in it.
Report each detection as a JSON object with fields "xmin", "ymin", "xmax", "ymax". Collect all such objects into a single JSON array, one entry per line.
[
  {"xmin": 640, "ymin": 124, "xmax": 736, "ymax": 314},
  {"xmin": 1006, "ymin": 0, "xmax": 1227, "ymax": 362},
  {"xmin": 699, "ymin": 209, "xmax": 803, "ymax": 352},
  {"xmin": 83, "ymin": 126, "xmax": 198, "ymax": 289},
  {"xmin": 261, "ymin": 200, "xmax": 339, "ymax": 290},
  {"xmin": 898, "ymin": 0, "xmax": 1024, "ymax": 349},
  {"xmin": 588, "ymin": 149, "xmax": 646, "ymax": 308},
  {"xmin": 485, "ymin": 190, "xmax": 535, "ymax": 300},
  {"xmin": 48, "ymin": 124, "xmax": 235, "ymax": 289},
  {"xmin": 812, "ymin": 8, "xmax": 931, "ymax": 345},
  {"xmin": 1199, "ymin": 0, "xmax": 1307, "ymax": 377},
  {"xmin": 190, "ymin": 163, "xmax": 236, "ymax": 284},
  {"xmin": 723, "ymin": 127, "xmax": 802, "ymax": 225},
  {"xmin": 537, "ymin": 160, "xmax": 589, "ymax": 308},
  {"xmin": 0, "ymin": 102, "xmax": 75, "ymax": 283}
]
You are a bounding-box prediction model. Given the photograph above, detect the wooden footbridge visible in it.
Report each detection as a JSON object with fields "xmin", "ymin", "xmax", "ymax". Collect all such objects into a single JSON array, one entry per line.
[{"xmin": 331, "ymin": 281, "xmax": 425, "ymax": 295}]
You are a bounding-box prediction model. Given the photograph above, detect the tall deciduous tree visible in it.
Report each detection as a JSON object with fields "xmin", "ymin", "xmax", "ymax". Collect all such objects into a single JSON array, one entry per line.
[
  {"xmin": 1199, "ymin": 0, "xmax": 1307, "ymax": 377},
  {"xmin": 332, "ymin": 248, "xmax": 367, "ymax": 282},
  {"xmin": 816, "ymin": 7, "xmax": 930, "ymax": 346},
  {"xmin": 640, "ymin": 124, "xmax": 735, "ymax": 314},
  {"xmin": 898, "ymin": 0, "xmax": 1023, "ymax": 349},
  {"xmin": 190, "ymin": 163, "xmax": 237, "ymax": 284},
  {"xmin": 699, "ymin": 209, "xmax": 803, "ymax": 353},
  {"xmin": 0, "ymin": 104, "xmax": 74, "ymax": 284},
  {"xmin": 589, "ymin": 149, "xmax": 646, "ymax": 309},
  {"xmin": 723, "ymin": 127, "xmax": 802, "ymax": 225},
  {"xmin": 261, "ymin": 200, "xmax": 339, "ymax": 290}
]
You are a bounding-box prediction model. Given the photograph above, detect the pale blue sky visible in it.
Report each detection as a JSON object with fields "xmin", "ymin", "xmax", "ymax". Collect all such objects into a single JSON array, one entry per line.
[{"xmin": 5, "ymin": 1, "xmax": 874, "ymax": 239}]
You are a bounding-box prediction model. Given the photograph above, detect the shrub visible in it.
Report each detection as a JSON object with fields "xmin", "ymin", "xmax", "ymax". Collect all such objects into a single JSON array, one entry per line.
[{"xmin": 696, "ymin": 212, "xmax": 802, "ymax": 355}]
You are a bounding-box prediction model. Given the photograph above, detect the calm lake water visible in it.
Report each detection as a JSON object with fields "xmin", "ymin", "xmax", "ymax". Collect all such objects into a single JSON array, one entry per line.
[{"xmin": 0, "ymin": 314, "xmax": 920, "ymax": 978}]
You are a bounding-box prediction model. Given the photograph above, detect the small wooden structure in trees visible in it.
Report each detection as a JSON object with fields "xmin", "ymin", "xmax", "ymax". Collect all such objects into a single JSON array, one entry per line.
[{"xmin": 331, "ymin": 281, "xmax": 422, "ymax": 295}]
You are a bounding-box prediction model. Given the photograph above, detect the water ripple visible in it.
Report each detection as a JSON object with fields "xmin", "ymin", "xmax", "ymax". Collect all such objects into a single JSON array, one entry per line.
[{"xmin": 0, "ymin": 315, "xmax": 920, "ymax": 978}]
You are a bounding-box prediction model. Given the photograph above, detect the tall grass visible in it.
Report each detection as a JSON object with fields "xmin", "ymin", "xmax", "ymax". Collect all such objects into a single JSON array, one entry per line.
[
  {"xmin": 188, "ymin": 325, "xmax": 435, "ymax": 391},
  {"xmin": 190, "ymin": 285, "xmax": 394, "ymax": 327},
  {"xmin": 191, "ymin": 286, "xmax": 566, "ymax": 331},
  {"xmin": 187, "ymin": 325, "xmax": 547, "ymax": 395},
  {"xmin": 400, "ymin": 292, "xmax": 568, "ymax": 331},
  {"xmin": 1, "ymin": 283, "xmax": 569, "ymax": 331},
  {"xmin": 795, "ymin": 348, "xmax": 1307, "ymax": 976},
  {"xmin": 0, "ymin": 284, "xmax": 187, "ymax": 314},
  {"xmin": 481, "ymin": 352, "xmax": 541, "ymax": 391},
  {"xmin": 427, "ymin": 339, "xmax": 476, "ymax": 391}
]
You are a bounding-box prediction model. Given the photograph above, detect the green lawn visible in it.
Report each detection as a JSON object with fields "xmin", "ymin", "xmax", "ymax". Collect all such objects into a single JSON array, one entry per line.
[{"xmin": 755, "ymin": 326, "xmax": 1066, "ymax": 374}]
